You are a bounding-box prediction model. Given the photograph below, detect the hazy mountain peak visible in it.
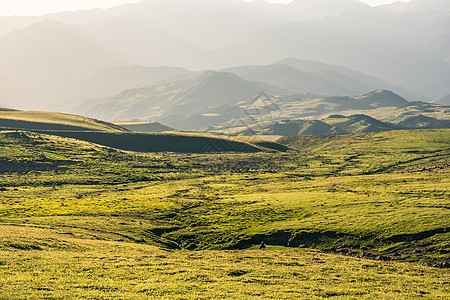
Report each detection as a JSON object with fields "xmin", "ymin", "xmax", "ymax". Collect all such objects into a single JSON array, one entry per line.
[
  {"xmin": 397, "ymin": 114, "xmax": 450, "ymax": 129},
  {"xmin": 198, "ymin": 70, "xmax": 222, "ymax": 78},
  {"xmin": 195, "ymin": 70, "xmax": 251, "ymax": 84},
  {"xmin": 2, "ymin": 18, "xmax": 77, "ymax": 39},
  {"xmin": 357, "ymin": 89, "xmax": 396, "ymax": 97},
  {"xmin": 354, "ymin": 90, "xmax": 408, "ymax": 107}
]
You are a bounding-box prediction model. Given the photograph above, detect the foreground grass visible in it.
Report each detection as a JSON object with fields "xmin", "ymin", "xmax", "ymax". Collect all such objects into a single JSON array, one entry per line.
[{"xmin": 0, "ymin": 226, "xmax": 448, "ymax": 300}]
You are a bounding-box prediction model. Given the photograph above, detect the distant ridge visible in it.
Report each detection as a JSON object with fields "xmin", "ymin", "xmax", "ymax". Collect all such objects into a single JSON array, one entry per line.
[
  {"xmin": 353, "ymin": 90, "xmax": 408, "ymax": 107},
  {"xmin": 53, "ymin": 65, "xmax": 193, "ymax": 111},
  {"xmin": 83, "ymin": 70, "xmax": 279, "ymax": 121},
  {"xmin": 397, "ymin": 115, "xmax": 450, "ymax": 129},
  {"xmin": 323, "ymin": 114, "xmax": 400, "ymax": 134},
  {"xmin": 225, "ymin": 59, "xmax": 424, "ymax": 100},
  {"xmin": 209, "ymin": 114, "xmax": 404, "ymax": 136},
  {"xmin": 196, "ymin": 89, "xmax": 448, "ymax": 134},
  {"xmin": 433, "ymin": 94, "xmax": 450, "ymax": 106},
  {"xmin": 0, "ymin": 0, "xmax": 448, "ymax": 110}
]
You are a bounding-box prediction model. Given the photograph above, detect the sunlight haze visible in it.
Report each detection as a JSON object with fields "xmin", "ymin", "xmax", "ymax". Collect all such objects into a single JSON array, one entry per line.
[
  {"xmin": 0, "ymin": 0, "xmax": 410, "ymax": 16},
  {"xmin": 0, "ymin": 0, "xmax": 448, "ymax": 297}
]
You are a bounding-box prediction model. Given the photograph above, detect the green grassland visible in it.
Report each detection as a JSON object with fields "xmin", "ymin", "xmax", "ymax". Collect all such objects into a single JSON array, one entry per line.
[
  {"xmin": 1, "ymin": 228, "xmax": 448, "ymax": 299},
  {"xmin": 0, "ymin": 128, "xmax": 449, "ymax": 298},
  {"xmin": 0, "ymin": 110, "xmax": 127, "ymax": 132}
]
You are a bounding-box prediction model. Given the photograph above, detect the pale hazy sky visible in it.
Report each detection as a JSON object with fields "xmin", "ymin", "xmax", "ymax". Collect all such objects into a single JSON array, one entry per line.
[{"xmin": 0, "ymin": 0, "xmax": 409, "ymax": 17}]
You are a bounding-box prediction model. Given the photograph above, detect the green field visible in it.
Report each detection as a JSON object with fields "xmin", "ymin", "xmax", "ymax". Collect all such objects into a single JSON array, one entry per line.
[{"xmin": 0, "ymin": 129, "xmax": 449, "ymax": 298}]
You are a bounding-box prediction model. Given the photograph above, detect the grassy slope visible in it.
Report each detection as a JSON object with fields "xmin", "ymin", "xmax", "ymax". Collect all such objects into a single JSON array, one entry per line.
[
  {"xmin": 0, "ymin": 129, "xmax": 449, "ymax": 298},
  {"xmin": 0, "ymin": 110, "xmax": 127, "ymax": 132},
  {"xmin": 39, "ymin": 131, "xmax": 268, "ymax": 153},
  {"xmin": 0, "ymin": 109, "xmax": 282, "ymax": 153}
]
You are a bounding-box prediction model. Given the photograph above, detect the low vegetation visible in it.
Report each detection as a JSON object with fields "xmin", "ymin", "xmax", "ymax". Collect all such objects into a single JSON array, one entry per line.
[
  {"xmin": 0, "ymin": 128, "xmax": 449, "ymax": 298},
  {"xmin": 0, "ymin": 110, "xmax": 127, "ymax": 132}
]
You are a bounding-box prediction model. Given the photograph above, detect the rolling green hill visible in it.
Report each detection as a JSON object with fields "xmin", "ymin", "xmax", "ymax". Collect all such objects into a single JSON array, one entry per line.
[
  {"xmin": 36, "ymin": 131, "xmax": 267, "ymax": 153},
  {"xmin": 0, "ymin": 110, "xmax": 287, "ymax": 153},
  {"xmin": 0, "ymin": 110, "xmax": 127, "ymax": 132},
  {"xmin": 277, "ymin": 128, "xmax": 450, "ymax": 154}
]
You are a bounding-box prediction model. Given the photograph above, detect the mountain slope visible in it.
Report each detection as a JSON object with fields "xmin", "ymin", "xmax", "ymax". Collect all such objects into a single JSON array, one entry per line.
[
  {"xmin": 82, "ymin": 71, "xmax": 277, "ymax": 121},
  {"xmin": 189, "ymin": 11, "xmax": 450, "ymax": 99},
  {"xmin": 224, "ymin": 64, "xmax": 361, "ymax": 95},
  {"xmin": 217, "ymin": 119, "xmax": 334, "ymax": 136},
  {"xmin": 323, "ymin": 114, "xmax": 400, "ymax": 134},
  {"xmin": 397, "ymin": 115, "xmax": 450, "ymax": 129},
  {"xmin": 223, "ymin": 62, "xmax": 424, "ymax": 99},
  {"xmin": 353, "ymin": 89, "xmax": 408, "ymax": 107},
  {"xmin": 276, "ymin": 58, "xmax": 426, "ymax": 100},
  {"xmin": 0, "ymin": 0, "xmax": 447, "ymax": 111},
  {"xmin": 209, "ymin": 114, "xmax": 403, "ymax": 136},
  {"xmin": 52, "ymin": 65, "xmax": 192, "ymax": 111},
  {"xmin": 199, "ymin": 90, "xmax": 448, "ymax": 134}
]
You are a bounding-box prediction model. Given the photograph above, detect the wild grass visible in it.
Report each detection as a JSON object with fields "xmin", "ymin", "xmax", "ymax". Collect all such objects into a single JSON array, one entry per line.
[
  {"xmin": 0, "ymin": 226, "xmax": 448, "ymax": 299},
  {"xmin": 0, "ymin": 128, "xmax": 449, "ymax": 298}
]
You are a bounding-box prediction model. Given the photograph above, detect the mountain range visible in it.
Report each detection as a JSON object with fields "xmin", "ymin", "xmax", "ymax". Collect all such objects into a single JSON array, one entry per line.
[
  {"xmin": 190, "ymin": 8, "xmax": 450, "ymax": 98},
  {"xmin": 170, "ymin": 89, "xmax": 449, "ymax": 131},
  {"xmin": 51, "ymin": 57, "xmax": 424, "ymax": 117},
  {"xmin": 69, "ymin": 65, "xmax": 448, "ymax": 131},
  {"xmin": 0, "ymin": 0, "xmax": 449, "ymax": 111},
  {"xmin": 210, "ymin": 113, "xmax": 450, "ymax": 137},
  {"xmin": 79, "ymin": 70, "xmax": 282, "ymax": 121}
]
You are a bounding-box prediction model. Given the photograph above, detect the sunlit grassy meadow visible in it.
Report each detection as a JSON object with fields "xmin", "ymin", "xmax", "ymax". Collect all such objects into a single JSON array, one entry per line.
[
  {"xmin": 1, "ymin": 228, "xmax": 449, "ymax": 299},
  {"xmin": 0, "ymin": 129, "xmax": 449, "ymax": 298}
]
